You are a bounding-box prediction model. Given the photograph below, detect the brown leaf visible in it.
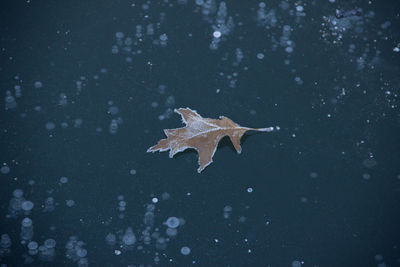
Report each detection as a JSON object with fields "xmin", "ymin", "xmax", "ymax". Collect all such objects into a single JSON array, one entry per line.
[{"xmin": 147, "ymin": 108, "xmax": 274, "ymax": 173}]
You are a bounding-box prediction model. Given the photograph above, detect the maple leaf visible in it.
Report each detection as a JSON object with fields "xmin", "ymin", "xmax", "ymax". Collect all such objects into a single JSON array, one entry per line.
[{"xmin": 147, "ymin": 108, "xmax": 274, "ymax": 173}]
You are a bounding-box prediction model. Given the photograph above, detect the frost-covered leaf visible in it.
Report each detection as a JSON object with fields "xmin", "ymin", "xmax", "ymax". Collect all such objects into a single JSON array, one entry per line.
[{"xmin": 147, "ymin": 108, "xmax": 274, "ymax": 173}]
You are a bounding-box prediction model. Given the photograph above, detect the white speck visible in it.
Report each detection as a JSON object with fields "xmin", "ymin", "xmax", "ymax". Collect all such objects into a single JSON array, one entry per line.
[
  {"xmin": 247, "ymin": 187, "xmax": 253, "ymax": 193},
  {"xmin": 129, "ymin": 169, "xmax": 137, "ymax": 175},
  {"xmin": 213, "ymin": 31, "xmax": 222, "ymax": 38},
  {"xmin": 114, "ymin": 249, "xmax": 121, "ymax": 255},
  {"xmin": 257, "ymin": 53, "xmax": 264, "ymax": 59},
  {"xmin": 152, "ymin": 197, "xmax": 158, "ymax": 203},
  {"xmin": 296, "ymin": 5, "xmax": 304, "ymax": 12},
  {"xmin": 295, "ymin": 76, "xmax": 303, "ymax": 85}
]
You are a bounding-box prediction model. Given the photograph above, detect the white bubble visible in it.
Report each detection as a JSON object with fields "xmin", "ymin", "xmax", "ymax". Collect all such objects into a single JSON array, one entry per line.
[
  {"xmin": 381, "ymin": 21, "xmax": 391, "ymax": 29},
  {"xmin": 28, "ymin": 241, "xmax": 38, "ymax": 250},
  {"xmin": 296, "ymin": 5, "xmax": 304, "ymax": 12},
  {"xmin": 375, "ymin": 254, "xmax": 383, "ymax": 261},
  {"xmin": 223, "ymin": 205, "xmax": 232, "ymax": 212},
  {"xmin": 44, "ymin": 238, "xmax": 56, "ymax": 248},
  {"xmin": 66, "ymin": 200, "xmax": 75, "ymax": 207},
  {"xmin": 74, "ymin": 119, "xmax": 83, "ymax": 128},
  {"xmin": 363, "ymin": 158, "xmax": 377, "ymax": 168},
  {"xmin": 22, "ymin": 217, "xmax": 33, "ymax": 227},
  {"xmin": 180, "ymin": 246, "xmax": 191, "ymax": 255},
  {"xmin": 152, "ymin": 197, "xmax": 158, "ymax": 203},
  {"xmin": 5, "ymin": 95, "xmax": 17, "ymax": 110},
  {"xmin": 45, "ymin": 122, "xmax": 56, "ymax": 130},
  {"xmin": 122, "ymin": 228, "xmax": 136, "ymax": 246},
  {"xmin": 125, "ymin": 57, "xmax": 133, "ymax": 63},
  {"xmin": 1, "ymin": 165, "xmax": 10, "ymax": 174},
  {"xmin": 77, "ymin": 258, "xmax": 88, "ymax": 267},
  {"xmin": 161, "ymin": 192, "xmax": 170, "ymax": 200},
  {"xmin": 115, "ymin": 32, "xmax": 124, "ymax": 39},
  {"xmin": 105, "ymin": 233, "xmax": 116, "ymax": 245},
  {"xmin": 108, "ymin": 106, "xmax": 119, "ymax": 115},
  {"xmin": 166, "ymin": 227, "xmax": 178, "ymax": 237},
  {"xmin": 294, "ymin": 76, "xmax": 303, "ymax": 85},
  {"xmin": 21, "ymin": 201, "xmax": 34, "ymax": 211},
  {"xmin": 165, "ymin": 217, "xmax": 180, "ymax": 228},
  {"xmin": 129, "ymin": 169, "xmax": 136, "ymax": 175},
  {"xmin": 160, "ymin": 33, "xmax": 168, "ymax": 41},
  {"xmin": 247, "ymin": 187, "xmax": 253, "ymax": 193},
  {"xmin": 257, "ymin": 53, "xmax": 264, "ymax": 59},
  {"xmin": 362, "ymin": 173, "xmax": 371, "ymax": 180},
  {"xmin": 1, "ymin": 234, "xmax": 11, "ymax": 248},
  {"xmin": 165, "ymin": 96, "xmax": 175, "ymax": 107},
  {"xmin": 213, "ymin": 31, "xmax": 222, "ymax": 38},
  {"xmin": 13, "ymin": 189, "xmax": 24, "ymax": 198},
  {"xmin": 60, "ymin": 176, "xmax": 68, "ymax": 184},
  {"xmin": 76, "ymin": 248, "xmax": 87, "ymax": 258},
  {"xmin": 122, "ymin": 234, "xmax": 136, "ymax": 246},
  {"xmin": 111, "ymin": 46, "xmax": 119, "ymax": 54},
  {"xmin": 34, "ymin": 81, "xmax": 43, "ymax": 88},
  {"xmin": 109, "ymin": 119, "xmax": 118, "ymax": 134},
  {"xmin": 285, "ymin": 46, "xmax": 294, "ymax": 53}
]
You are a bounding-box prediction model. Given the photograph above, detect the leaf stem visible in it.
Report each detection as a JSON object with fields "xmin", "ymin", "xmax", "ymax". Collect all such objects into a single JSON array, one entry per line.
[{"xmin": 247, "ymin": 127, "xmax": 274, "ymax": 132}]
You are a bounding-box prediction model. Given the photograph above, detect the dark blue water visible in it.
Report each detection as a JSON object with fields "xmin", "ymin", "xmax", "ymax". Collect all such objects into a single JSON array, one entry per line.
[{"xmin": 1, "ymin": 0, "xmax": 400, "ymax": 266}]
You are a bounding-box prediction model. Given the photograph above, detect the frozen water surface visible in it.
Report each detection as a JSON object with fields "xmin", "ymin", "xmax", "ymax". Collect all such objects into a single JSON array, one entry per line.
[{"xmin": 0, "ymin": 0, "xmax": 399, "ymax": 266}]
